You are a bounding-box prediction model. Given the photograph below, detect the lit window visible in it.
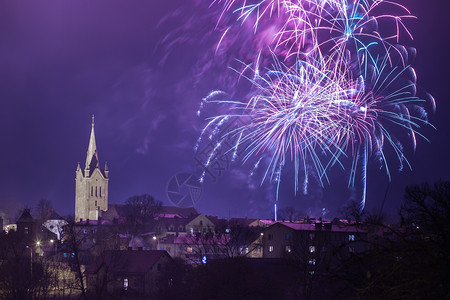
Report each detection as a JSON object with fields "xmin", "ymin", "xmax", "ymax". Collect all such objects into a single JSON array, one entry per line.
[
  {"xmin": 309, "ymin": 233, "xmax": 315, "ymax": 240},
  {"xmin": 239, "ymin": 247, "xmax": 243, "ymax": 254},
  {"xmin": 160, "ymin": 246, "xmax": 165, "ymax": 250},
  {"xmin": 245, "ymin": 247, "xmax": 249, "ymax": 254},
  {"xmin": 309, "ymin": 246, "xmax": 315, "ymax": 253},
  {"xmin": 349, "ymin": 234, "xmax": 355, "ymax": 241},
  {"xmin": 190, "ymin": 228, "xmax": 193, "ymax": 234},
  {"xmin": 225, "ymin": 228, "xmax": 231, "ymax": 233},
  {"xmin": 268, "ymin": 245, "xmax": 274, "ymax": 253},
  {"xmin": 187, "ymin": 247, "xmax": 193, "ymax": 253},
  {"xmin": 285, "ymin": 246, "xmax": 291, "ymax": 253},
  {"xmin": 308, "ymin": 259, "xmax": 316, "ymax": 265},
  {"xmin": 285, "ymin": 233, "xmax": 291, "ymax": 240},
  {"xmin": 124, "ymin": 278, "xmax": 128, "ymax": 290}
]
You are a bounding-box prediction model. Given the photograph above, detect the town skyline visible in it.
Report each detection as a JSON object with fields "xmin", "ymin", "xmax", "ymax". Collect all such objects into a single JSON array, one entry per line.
[{"xmin": 1, "ymin": 0, "xmax": 449, "ymax": 221}]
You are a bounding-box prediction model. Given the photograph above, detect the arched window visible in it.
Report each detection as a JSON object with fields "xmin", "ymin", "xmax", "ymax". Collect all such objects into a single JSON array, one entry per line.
[
  {"xmin": 99, "ymin": 187, "xmax": 102, "ymax": 197},
  {"xmin": 95, "ymin": 186, "xmax": 98, "ymax": 197},
  {"xmin": 91, "ymin": 186, "xmax": 93, "ymax": 196}
]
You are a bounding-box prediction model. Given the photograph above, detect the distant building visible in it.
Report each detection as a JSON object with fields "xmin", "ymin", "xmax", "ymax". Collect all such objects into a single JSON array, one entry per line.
[
  {"xmin": 260, "ymin": 221, "xmax": 368, "ymax": 261},
  {"xmin": 75, "ymin": 116, "xmax": 109, "ymax": 222},
  {"xmin": 16, "ymin": 209, "xmax": 37, "ymax": 240},
  {"xmin": 85, "ymin": 250, "xmax": 172, "ymax": 298},
  {"xmin": 42, "ymin": 210, "xmax": 68, "ymax": 240}
]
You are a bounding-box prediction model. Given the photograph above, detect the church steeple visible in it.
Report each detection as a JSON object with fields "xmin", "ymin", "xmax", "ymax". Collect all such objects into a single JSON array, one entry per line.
[
  {"xmin": 85, "ymin": 115, "xmax": 99, "ymax": 173},
  {"xmin": 75, "ymin": 115, "xmax": 109, "ymax": 222}
]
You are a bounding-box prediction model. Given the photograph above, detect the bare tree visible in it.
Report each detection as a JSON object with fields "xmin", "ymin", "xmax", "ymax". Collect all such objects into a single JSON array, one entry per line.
[
  {"xmin": 123, "ymin": 194, "xmax": 162, "ymax": 234},
  {"xmin": 35, "ymin": 198, "xmax": 53, "ymax": 222}
]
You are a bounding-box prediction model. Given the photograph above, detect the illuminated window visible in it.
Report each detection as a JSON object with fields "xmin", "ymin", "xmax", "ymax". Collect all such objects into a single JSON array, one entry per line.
[
  {"xmin": 190, "ymin": 228, "xmax": 194, "ymax": 234},
  {"xmin": 309, "ymin": 233, "xmax": 315, "ymax": 240},
  {"xmin": 285, "ymin": 233, "xmax": 291, "ymax": 240},
  {"xmin": 239, "ymin": 247, "xmax": 243, "ymax": 254},
  {"xmin": 309, "ymin": 246, "xmax": 315, "ymax": 253},
  {"xmin": 268, "ymin": 245, "xmax": 274, "ymax": 253},
  {"xmin": 187, "ymin": 247, "xmax": 193, "ymax": 253},
  {"xmin": 285, "ymin": 246, "xmax": 291, "ymax": 253},
  {"xmin": 245, "ymin": 247, "xmax": 249, "ymax": 254},
  {"xmin": 308, "ymin": 259, "xmax": 316, "ymax": 265},
  {"xmin": 124, "ymin": 278, "xmax": 128, "ymax": 290},
  {"xmin": 349, "ymin": 234, "xmax": 355, "ymax": 241}
]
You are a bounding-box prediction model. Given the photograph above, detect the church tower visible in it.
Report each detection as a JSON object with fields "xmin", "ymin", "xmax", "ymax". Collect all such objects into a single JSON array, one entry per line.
[{"xmin": 75, "ymin": 116, "xmax": 109, "ymax": 222}]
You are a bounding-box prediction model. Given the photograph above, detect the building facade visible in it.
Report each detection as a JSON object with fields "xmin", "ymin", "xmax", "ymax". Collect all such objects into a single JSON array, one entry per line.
[{"xmin": 75, "ymin": 116, "xmax": 109, "ymax": 222}]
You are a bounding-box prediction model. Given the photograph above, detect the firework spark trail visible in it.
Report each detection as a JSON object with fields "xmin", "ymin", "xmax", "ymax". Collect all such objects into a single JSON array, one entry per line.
[{"xmin": 198, "ymin": 0, "xmax": 433, "ymax": 211}]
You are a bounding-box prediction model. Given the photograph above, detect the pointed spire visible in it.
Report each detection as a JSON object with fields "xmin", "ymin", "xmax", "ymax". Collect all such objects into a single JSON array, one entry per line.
[
  {"xmin": 104, "ymin": 161, "xmax": 109, "ymax": 178},
  {"xmin": 85, "ymin": 115, "xmax": 99, "ymax": 171}
]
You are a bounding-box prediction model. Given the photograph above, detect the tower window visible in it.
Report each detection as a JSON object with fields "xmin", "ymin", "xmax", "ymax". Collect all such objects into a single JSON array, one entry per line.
[
  {"xmin": 99, "ymin": 187, "xmax": 102, "ymax": 197},
  {"xmin": 91, "ymin": 187, "xmax": 93, "ymax": 196},
  {"xmin": 95, "ymin": 187, "xmax": 98, "ymax": 197}
]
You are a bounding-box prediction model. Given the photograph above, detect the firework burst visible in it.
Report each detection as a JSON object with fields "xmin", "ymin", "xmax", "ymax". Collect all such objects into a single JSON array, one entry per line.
[{"xmin": 198, "ymin": 0, "xmax": 433, "ymax": 211}]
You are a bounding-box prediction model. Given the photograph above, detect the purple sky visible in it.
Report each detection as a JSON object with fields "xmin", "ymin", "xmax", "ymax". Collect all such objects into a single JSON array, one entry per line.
[{"xmin": 0, "ymin": 0, "xmax": 449, "ymax": 221}]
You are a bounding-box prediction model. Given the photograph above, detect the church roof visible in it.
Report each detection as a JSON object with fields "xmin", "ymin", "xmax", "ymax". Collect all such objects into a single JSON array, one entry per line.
[{"xmin": 85, "ymin": 115, "xmax": 99, "ymax": 173}]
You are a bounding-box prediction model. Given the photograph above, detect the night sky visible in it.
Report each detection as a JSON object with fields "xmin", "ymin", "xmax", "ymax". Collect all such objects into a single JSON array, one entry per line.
[{"xmin": 0, "ymin": 0, "xmax": 449, "ymax": 221}]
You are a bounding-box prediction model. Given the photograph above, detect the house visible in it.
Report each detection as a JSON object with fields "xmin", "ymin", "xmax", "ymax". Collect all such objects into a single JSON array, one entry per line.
[
  {"xmin": 158, "ymin": 233, "xmax": 230, "ymax": 262},
  {"xmin": 261, "ymin": 221, "xmax": 368, "ymax": 261},
  {"xmin": 42, "ymin": 210, "xmax": 67, "ymax": 240},
  {"xmin": 155, "ymin": 214, "xmax": 216, "ymax": 236},
  {"xmin": 85, "ymin": 249, "xmax": 173, "ymax": 298}
]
